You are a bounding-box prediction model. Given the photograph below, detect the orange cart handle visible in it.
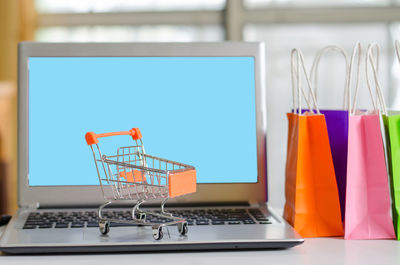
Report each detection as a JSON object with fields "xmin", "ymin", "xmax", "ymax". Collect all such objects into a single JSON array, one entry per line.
[{"xmin": 85, "ymin": 128, "xmax": 142, "ymax": 145}]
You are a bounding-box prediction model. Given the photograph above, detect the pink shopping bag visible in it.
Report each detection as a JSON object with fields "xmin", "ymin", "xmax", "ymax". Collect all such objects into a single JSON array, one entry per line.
[{"xmin": 344, "ymin": 43, "xmax": 395, "ymax": 239}]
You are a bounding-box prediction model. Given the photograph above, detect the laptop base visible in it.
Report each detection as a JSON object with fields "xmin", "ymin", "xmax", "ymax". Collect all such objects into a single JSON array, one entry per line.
[{"xmin": 0, "ymin": 206, "xmax": 303, "ymax": 254}]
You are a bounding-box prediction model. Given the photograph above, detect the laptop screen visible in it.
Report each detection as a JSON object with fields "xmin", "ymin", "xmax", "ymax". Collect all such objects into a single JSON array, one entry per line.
[{"xmin": 28, "ymin": 57, "xmax": 257, "ymax": 186}]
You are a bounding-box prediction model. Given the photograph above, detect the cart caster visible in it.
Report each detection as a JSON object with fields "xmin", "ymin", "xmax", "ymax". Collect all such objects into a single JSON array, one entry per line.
[
  {"xmin": 178, "ymin": 222, "xmax": 188, "ymax": 236},
  {"xmin": 135, "ymin": 212, "xmax": 146, "ymax": 220},
  {"xmin": 99, "ymin": 220, "xmax": 110, "ymax": 235},
  {"xmin": 152, "ymin": 226, "xmax": 163, "ymax": 240}
]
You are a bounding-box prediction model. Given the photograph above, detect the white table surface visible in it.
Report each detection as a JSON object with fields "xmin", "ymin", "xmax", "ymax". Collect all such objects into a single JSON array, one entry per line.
[{"xmin": 1, "ymin": 225, "xmax": 400, "ymax": 265}]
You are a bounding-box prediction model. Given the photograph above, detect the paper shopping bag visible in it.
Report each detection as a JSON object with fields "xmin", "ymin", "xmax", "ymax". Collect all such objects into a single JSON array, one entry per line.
[
  {"xmin": 382, "ymin": 114, "xmax": 400, "ymax": 239},
  {"xmin": 283, "ymin": 48, "xmax": 343, "ymax": 237},
  {"xmin": 383, "ymin": 40, "xmax": 400, "ymax": 239},
  {"xmin": 284, "ymin": 112, "xmax": 344, "ymax": 237},
  {"xmin": 345, "ymin": 112, "xmax": 395, "ymax": 239},
  {"xmin": 344, "ymin": 43, "xmax": 395, "ymax": 239},
  {"xmin": 299, "ymin": 110, "xmax": 349, "ymax": 222},
  {"xmin": 320, "ymin": 110, "xmax": 348, "ymax": 221},
  {"xmin": 365, "ymin": 41, "xmax": 400, "ymax": 240}
]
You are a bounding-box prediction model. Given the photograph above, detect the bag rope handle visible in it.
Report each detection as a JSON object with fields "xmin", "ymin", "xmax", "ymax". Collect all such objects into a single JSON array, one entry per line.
[
  {"xmin": 291, "ymin": 48, "xmax": 319, "ymax": 115},
  {"xmin": 309, "ymin": 46, "xmax": 349, "ymax": 110}
]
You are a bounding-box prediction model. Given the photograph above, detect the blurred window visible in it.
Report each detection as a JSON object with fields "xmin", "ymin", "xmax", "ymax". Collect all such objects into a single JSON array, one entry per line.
[
  {"xmin": 35, "ymin": 25, "xmax": 224, "ymax": 42},
  {"xmin": 35, "ymin": 0, "xmax": 226, "ymax": 13},
  {"xmin": 244, "ymin": 0, "xmax": 392, "ymax": 8},
  {"xmin": 34, "ymin": 0, "xmax": 225, "ymax": 42}
]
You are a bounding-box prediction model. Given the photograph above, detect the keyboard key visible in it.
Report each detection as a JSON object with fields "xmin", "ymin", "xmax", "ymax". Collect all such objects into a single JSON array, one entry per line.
[
  {"xmin": 110, "ymin": 222, "xmax": 138, "ymax": 227},
  {"xmin": 259, "ymin": 221, "xmax": 272, "ymax": 224},
  {"xmin": 23, "ymin": 225, "xmax": 36, "ymax": 229},
  {"xmin": 24, "ymin": 221, "xmax": 40, "ymax": 226},
  {"xmin": 71, "ymin": 223, "xmax": 84, "ymax": 228},
  {"xmin": 38, "ymin": 224, "xmax": 53, "ymax": 229},
  {"xmin": 87, "ymin": 222, "xmax": 99, "ymax": 227},
  {"xmin": 228, "ymin": 221, "xmax": 241, "ymax": 225},
  {"xmin": 211, "ymin": 221, "xmax": 225, "ymax": 225},
  {"xmin": 55, "ymin": 223, "xmax": 69, "ymax": 228}
]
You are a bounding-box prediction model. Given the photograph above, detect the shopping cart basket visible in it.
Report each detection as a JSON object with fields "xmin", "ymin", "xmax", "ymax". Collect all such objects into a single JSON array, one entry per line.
[{"xmin": 85, "ymin": 128, "xmax": 196, "ymax": 240}]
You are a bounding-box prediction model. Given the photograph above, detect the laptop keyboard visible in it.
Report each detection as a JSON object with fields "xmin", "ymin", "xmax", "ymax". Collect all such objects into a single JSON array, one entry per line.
[{"xmin": 22, "ymin": 208, "xmax": 272, "ymax": 229}]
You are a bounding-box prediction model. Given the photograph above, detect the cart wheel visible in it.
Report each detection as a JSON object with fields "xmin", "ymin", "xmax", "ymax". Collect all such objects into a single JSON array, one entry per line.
[
  {"xmin": 178, "ymin": 222, "xmax": 188, "ymax": 235},
  {"xmin": 152, "ymin": 226, "xmax": 163, "ymax": 240},
  {"xmin": 99, "ymin": 220, "xmax": 110, "ymax": 235},
  {"xmin": 135, "ymin": 212, "xmax": 146, "ymax": 220}
]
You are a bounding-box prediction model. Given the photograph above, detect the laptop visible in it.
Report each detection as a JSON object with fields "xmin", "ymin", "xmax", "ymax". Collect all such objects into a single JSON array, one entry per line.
[{"xmin": 0, "ymin": 42, "xmax": 303, "ymax": 254}]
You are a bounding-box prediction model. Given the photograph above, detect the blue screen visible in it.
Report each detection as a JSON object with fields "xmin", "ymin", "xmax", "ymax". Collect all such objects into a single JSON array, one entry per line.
[{"xmin": 28, "ymin": 57, "xmax": 257, "ymax": 185}]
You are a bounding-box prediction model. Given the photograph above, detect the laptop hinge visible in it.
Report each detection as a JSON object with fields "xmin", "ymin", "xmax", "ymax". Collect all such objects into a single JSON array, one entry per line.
[
  {"xmin": 21, "ymin": 202, "xmax": 40, "ymax": 210},
  {"xmin": 248, "ymin": 200, "xmax": 264, "ymax": 207}
]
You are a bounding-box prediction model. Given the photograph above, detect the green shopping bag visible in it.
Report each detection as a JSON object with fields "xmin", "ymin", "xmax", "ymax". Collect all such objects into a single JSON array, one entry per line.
[
  {"xmin": 382, "ymin": 115, "xmax": 400, "ymax": 239},
  {"xmin": 368, "ymin": 42, "xmax": 400, "ymax": 239}
]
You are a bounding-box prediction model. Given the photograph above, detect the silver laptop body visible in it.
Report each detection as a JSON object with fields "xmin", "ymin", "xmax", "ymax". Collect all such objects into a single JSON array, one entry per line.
[{"xmin": 0, "ymin": 42, "xmax": 303, "ymax": 254}]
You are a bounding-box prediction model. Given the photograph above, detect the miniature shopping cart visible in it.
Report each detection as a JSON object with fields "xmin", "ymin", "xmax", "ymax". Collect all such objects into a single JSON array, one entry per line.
[{"xmin": 85, "ymin": 128, "xmax": 196, "ymax": 240}]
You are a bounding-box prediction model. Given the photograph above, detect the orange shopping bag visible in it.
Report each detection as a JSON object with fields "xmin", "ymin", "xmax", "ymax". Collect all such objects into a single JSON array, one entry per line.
[{"xmin": 283, "ymin": 49, "xmax": 344, "ymax": 237}]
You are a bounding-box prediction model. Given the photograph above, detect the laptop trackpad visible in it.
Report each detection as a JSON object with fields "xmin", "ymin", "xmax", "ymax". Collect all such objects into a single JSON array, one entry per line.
[
  {"xmin": 83, "ymin": 226, "xmax": 184, "ymax": 243},
  {"xmin": 82, "ymin": 224, "xmax": 283, "ymax": 244}
]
